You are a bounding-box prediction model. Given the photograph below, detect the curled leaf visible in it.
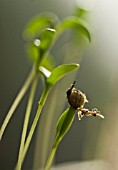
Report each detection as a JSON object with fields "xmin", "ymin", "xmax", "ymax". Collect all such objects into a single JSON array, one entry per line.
[
  {"xmin": 44, "ymin": 107, "xmax": 76, "ymax": 170},
  {"xmin": 39, "ymin": 28, "xmax": 56, "ymax": 51},
  {"xmin": 55, "ymin": 106, "xmax": 76, "ymax": 144},
  {"xmin": 56, "ymin": 16, "xmax": 91, "ymax": 42},
  {"xmin": 23, "ymin": 13, "xmax": 58, "ymax": 40}
]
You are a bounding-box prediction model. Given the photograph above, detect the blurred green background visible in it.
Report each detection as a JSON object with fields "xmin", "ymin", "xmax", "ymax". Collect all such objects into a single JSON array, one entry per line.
[{"xmin": 0, "ymin": 0, "xmax": 118, "ymax": 170}]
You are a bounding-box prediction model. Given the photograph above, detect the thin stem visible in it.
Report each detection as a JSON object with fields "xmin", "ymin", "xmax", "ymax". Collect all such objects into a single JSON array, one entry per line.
[
  {"xmin": 17, "ymin": 71, "xmax": 38, "ymax": 170},
  {"xmin": 15, "ymin": 86, "xmax": 49, "ymax": 170},
  {"xmin": 0, "ymin": 66, "xmax": 36, "ymax": 140},
  {"xmin": 44, "ymin": 142, "xmax": 58, "ymax": 170}
]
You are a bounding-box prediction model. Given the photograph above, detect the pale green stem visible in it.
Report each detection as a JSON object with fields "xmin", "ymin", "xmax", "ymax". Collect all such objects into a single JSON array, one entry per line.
[
  {"xmin": 15, "ymin": 86, "xmax": 50, "ymax": 170},
  {"xmin": 0, "ymin": 66, "xmax": 36, "ymax": 140},
  {"xmin": 17, "ymin": 72, "xmax": 38, "ymax": 170},
  {"xmin": 44, "ymin": 142, "xmax": 58, "ymax": 170}
]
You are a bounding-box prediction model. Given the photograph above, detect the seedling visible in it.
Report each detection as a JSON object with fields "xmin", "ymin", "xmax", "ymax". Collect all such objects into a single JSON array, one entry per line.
[{"xmin": 0, "ymin": 9, "xmax": 103, "ymax": 170}]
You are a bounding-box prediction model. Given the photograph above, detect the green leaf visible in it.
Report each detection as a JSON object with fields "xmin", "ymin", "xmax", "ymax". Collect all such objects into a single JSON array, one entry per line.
[
  {"xmin": 26, "ymin": 42, "xmax": 40, "ymax": 62},
  {"xmin": 39, "ymin": 28, "xmax": 56, "ymax": 52},
  {"xmin": 23, "ymin": 13, "xmax": 58, "ymax": 40},
  {"xmin": 56, "ymin": 16, "xmax": 91, "ymax": 42},
  {"xmin": 55, "ymin": 106, "xmax": 76, "ymax": 145},
  {"xmin": 46, "ymin": 63, "xmax": 79, "ymax": 87},
  {"xmin": 26, "ymin": 28, "xmax": 56, "ymax": 63},
  {"xmin": 44, "ymin": 106, "xmax": 76, "ymax": 170},
  {"xmin": 25, "ymin": 28, "xmax": 56, "ymax": 63}
]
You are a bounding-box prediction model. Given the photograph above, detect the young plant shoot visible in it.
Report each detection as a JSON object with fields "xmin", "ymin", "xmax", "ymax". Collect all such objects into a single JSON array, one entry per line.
[
  {"xmin": 0, "ymin": 9, "xmax": 104, "ymax": 170},
  {"xmin": 44, "ymin": 81, "xmax": 104, "ymax": 170}
]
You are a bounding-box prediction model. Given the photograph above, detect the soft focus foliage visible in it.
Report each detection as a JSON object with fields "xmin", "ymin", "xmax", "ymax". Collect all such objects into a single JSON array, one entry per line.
[{"xmin": 0, "ymin": 9, "xmax": 90, "ymax": 170}]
